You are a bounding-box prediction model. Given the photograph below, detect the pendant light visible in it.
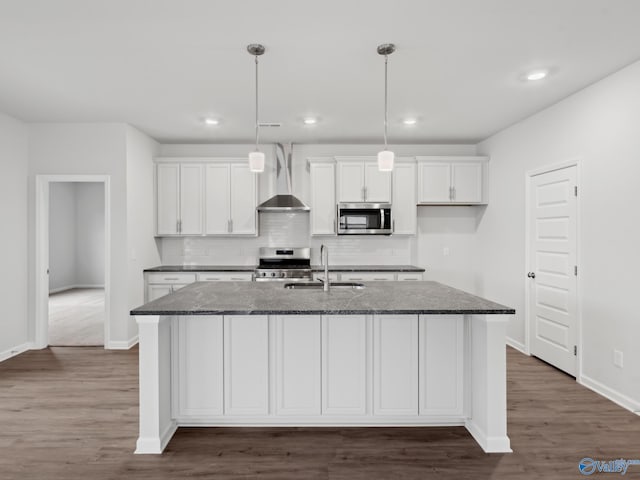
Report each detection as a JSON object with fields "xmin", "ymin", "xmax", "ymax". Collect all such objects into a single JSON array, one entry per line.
[
  {"xmin": 247, "ymin": 44, "xmax": 265, "ymax": 173},
  {"xmin": 377, "ymin": 43, "xmax": 395, "ymax": 172}
]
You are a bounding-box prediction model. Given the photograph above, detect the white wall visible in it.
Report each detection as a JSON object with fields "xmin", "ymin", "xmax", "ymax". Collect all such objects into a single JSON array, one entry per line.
[
  {"xmin": 125, "ymin": 126, "xmax": 161, "ymax": 341},
  {"xmin": 28, "ymin": 123, "xmax": 130, "ymax": 345},
  {"xmin": 477, "ymin": 60, "xmax": 640, "ymax": 410},
  {"xmin": 49, "ymin": 183, "xmax": 77, "ymax": 291},
  {"xmin": 75, "ymin": 182, "xmax": 105, "ymax": 286},
  {"xmin": 0, "ymin": 112, "xmax": 29, "ymax": 359}
]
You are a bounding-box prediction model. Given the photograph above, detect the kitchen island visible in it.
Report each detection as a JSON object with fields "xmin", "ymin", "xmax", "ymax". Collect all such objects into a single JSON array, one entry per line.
[{"xmin": 130, "ymin": 281, "xmax": 515, "ymax": 454}]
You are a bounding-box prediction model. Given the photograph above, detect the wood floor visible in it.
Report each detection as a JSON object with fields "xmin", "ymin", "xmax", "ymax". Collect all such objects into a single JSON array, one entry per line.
[
  {"xmin": 0, "ymin": 347, "xmax": 638, "ymax": 479},
  {"xmin": 48, "ymin": 288, "xmax": 104, "ymax": 346}
]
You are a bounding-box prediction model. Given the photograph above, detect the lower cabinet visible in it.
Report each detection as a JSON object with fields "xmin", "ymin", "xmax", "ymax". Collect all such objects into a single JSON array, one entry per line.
[
  {"xmin": 174, "ymin": 314, "xmax": 463, "ymax": 421},
  {"xmin": 223, "ymin": 315, "xmax": 270, "ymax": 415},
  {"xmin": 373, "ymin": 315, "xmax": 419, "ymax": 415},
  {"xmin": 322, "ymin": 315, "xmax": 367, "ymax": 415},
  {"xmin": 275, "ymin": 315, "xmax": 321, "ymax": 415}
]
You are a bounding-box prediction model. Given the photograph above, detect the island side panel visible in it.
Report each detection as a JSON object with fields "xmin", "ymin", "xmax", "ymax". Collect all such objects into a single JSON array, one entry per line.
[
  {"xmin": 465, "ymin": 314, "xmax": 511, "ymax": 453},
  {"xmin": 135, "ymin": 315, "xmax": 177, "ymax": 454}
]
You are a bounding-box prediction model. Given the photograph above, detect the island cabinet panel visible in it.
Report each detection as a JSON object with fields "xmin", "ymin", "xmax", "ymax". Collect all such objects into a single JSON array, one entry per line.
[
  {"xmin": 419, "ymin": 315, "xmax": 464, "ymax": 416},
  {"xmin": 321, "ymin": 315, "xmax": 367, "ymax": 415},
  {"xmin": 176, "ymin": 316, "xmax": 223, "ymax": 417},
  {"xmin": 275, "ymin": 316, "xmax": 321, "ymax": 415},
  {"xmin": 224, "ymin": 316, "xmax": 270, "ymax": 415},
  {"xmin": 373, "ymin": 315, "xmax": 419, "ymax": 415}
]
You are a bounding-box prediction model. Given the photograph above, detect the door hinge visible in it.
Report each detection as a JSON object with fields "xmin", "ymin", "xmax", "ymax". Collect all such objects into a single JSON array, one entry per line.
[
  {"xmin": 574, "ymin": 345, "xmax": 577, "ymax": 356},
  {"xmin": 574, "ymin": 265, "xmax": 578, "ymax": 276},
  {"xmin": 574, "ymin": 185, "xmax": 578, "ymax": 197}
]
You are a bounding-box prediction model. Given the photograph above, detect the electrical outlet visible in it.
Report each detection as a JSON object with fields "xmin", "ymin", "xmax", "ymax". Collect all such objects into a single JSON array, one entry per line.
[
  {"xmin": 613, "ymin": 349, "xmax": 623, "ymax": 368},
  {"xmin": 443, "ymin": 247, "xmax": 450, "ymax": 256}
]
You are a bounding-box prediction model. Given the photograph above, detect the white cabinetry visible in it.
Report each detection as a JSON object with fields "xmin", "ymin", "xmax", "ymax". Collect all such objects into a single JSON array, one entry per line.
[
  {"xmin": 175, "ymin": 316, "xmax": 224, "ymax": 417},
  {"xmin": 337, "ymin": 158, "xmax": 391, "ymax": 203},
  {"xmin": 146, "ymin": 273, "xmax": 196, "ymax": 301},
  {"xmin": 156, "ymin": 163, "xmax": 203, "ymax": 235},
  {"xmin": 275, "ymin": 315, "xmax": 321, "ymax": 415},
  {"xmin": 419, "ymin": 315, "xmax": 464, "ymax": 416},
  {"xmin": 392, "ymin": 161, "xmax": 417, "ymax": 234},
  {"xmin": 205, "ymin": 162, "xmax": 257, "ymax": 235},
  {"xmin": 223, "ymin": 316, "xmax": 270, "ymax": 415},
  {"xmin": 373, "ymin": 315, "xmax": 419, "ymax": 415},
  {"xmin": 417, "ymin": 156, "xmax": 487, "ymax": 204},
  {"xmin": 341, "ymin": 272, "xmax": 396, "ymax": 282},
  {"xmin": 197, "ymin": 272, "xmax": 253, "ymax": 282},
  {"xmin": 322, "ymin": 315, "xmax": 367, "ymax": 415},
  {"xmin": 309, "ymin": 160, "xmax": 336, "ymax": 235}
]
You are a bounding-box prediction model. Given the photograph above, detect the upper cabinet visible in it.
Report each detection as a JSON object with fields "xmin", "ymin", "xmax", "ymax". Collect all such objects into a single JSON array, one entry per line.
[
  {"xmin": 157, "ymin": 163, "xmax": 204, "ymax": 235},
  {"xmin": 392, "ymin": 161, "xmax": 417, "ymax": 234},
  {"xmin": 416, "ymin": 156, "xmax": 488, "ymax": 205},
  {"xmin": 156, "ymin": 158, "xmax": 258, "ymax": 236},
  {"xmin": 336, "ymin": 157, "xmax": 391, "ymax": 203},
  {"xmin": 309, "ymin": 160, "xmax": 336, "ymax": 236}
]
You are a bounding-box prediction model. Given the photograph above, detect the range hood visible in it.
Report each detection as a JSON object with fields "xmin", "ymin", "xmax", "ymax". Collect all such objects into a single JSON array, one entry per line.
[{"xmin": 257, "ymin": 143, "xmax": 310, "ymax": 212}]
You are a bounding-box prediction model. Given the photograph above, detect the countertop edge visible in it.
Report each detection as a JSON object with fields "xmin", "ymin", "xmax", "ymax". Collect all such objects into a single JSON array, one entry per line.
[{"xmin": 131, "ymin": 309, "xmax": 516, "ymax": 316}]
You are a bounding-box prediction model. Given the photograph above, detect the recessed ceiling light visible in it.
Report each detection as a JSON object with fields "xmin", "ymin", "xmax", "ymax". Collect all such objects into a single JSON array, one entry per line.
[
  {"xmin": 526, "ymin": 70, "xmax": 548, "ymax": 81},
  {"xmin": 403, "ymin": 118, "xmax": 417, "ymax": 126},
  {"xmin": 204, "ymin": 118, "xmax": 219, "ymax": 126},
  {"xmin": 303, "ymin": 117, "xmax": 317, "ymax": 125}
]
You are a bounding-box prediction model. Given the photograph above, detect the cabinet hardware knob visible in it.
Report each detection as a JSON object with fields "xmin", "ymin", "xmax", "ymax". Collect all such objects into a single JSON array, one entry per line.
[{"xmin": 527, "ymin": 272, "xmax": 536, "ymax": 278}]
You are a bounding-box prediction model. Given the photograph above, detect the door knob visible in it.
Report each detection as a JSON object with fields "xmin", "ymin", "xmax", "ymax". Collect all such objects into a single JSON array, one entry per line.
[{"xmin": 527, "ymin": 272, "xmax": 536, "ymax": 279}]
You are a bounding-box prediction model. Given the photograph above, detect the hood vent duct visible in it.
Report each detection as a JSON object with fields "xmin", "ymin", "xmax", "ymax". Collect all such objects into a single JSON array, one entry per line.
[{"xmin": 257, "ymin": 143, "xmax": 310, "ymax": 212}]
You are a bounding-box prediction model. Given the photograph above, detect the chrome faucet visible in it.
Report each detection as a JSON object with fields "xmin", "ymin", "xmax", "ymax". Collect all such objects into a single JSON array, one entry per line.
[{"xmin": 320, "ymin": 244, "xmax": 330, "ymax": 292}]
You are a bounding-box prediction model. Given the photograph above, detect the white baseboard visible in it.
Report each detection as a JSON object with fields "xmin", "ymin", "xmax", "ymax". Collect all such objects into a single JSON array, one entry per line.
[
  {"xmin": 49, "ymin": 284, "xmax": 105, "ymax": 294},
  {"xmin": 579, "ymin": 374, "xmax": 640, "ymax": 416},
  {"xmin": 107, "ymin": 334, "xmax": 138, "ymax": 350},
  {"xmin": 506, "ymin": 336, "xmax": 528, "ymax": 355},
  {"xmin": 0, "ymin": 342, "xmax": 33, "ymax": 363},
  {"xmin": 465, "ymin": 419, "xmax": 512, "ymax": 453}
]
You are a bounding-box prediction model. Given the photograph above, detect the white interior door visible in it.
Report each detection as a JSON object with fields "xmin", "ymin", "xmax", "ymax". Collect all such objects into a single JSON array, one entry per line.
[{"xmin": 528, "ymin": 165, "xmax": 578, "ymax": 376}]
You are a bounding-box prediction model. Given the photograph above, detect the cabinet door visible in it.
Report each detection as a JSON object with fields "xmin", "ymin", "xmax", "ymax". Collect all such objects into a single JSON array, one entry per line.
[
  {"xmin": 322, "ymin": 315, "xmax": 367, "ymax": 415},
  {"xmin": 373, "ymin": 315, "xmax": 419, "ymax": 415},
  {"xmin": 204, "ymin": 164, "xmax": 230, "ymax": 235},
  {"xmin": 392, "ymin": 163, "xmax": 416, "ymax": 234},
  {"xmin": 452, "ymin": 163, "xmax": 483, "ymax": 203},
  {"xmin": 419, "ymin": 315, "xmax": 463, "ymax": 416},
  {"xmin": 179, "ymin": 164, "xmax": 204, "ymax": 235},
  {"xmin": 177, "ymin": 316, "xmax": 223, "ymax": 417},
  {"xmin": 229, "ymin": 164, "xmax": 257, "ymax": 234},
  {"xmin": 309, "ymin": 162, "xmax": 336, "ymax": 235},
  {"xmin": 197, "ymin": 272, "xmax": 253, "ymax": 282},
  {"xmin": 275, "ymin": 316, "xmax": 321, "ymax": 415},
  {"xmin": 397, "ymin": 273, "xmax": 423, "ymax": 281},
  {"xmin": 341, "ymin": 272, "xmax": 395, "ymax": 282},
  {"xmin": 337, "ymin": 161, "xmax": 365, "ymax": 202},
  {"xmin": 224, "ymin": 316, "xmax": 269, "ymax": 415},
  {"xmin": 418, "ymin": 163, "xmax": 451, "ymax": 203},
  {"xmin": 364, "ymin": 162, "xmax": 392, "ymax": 202},
  {"xmin": 147, "ymin": 284, "xmax": 172, "ymax": 302},
  {"xmin": 156, "ymin": 164, "xmax": 180, "ymax": 235}
]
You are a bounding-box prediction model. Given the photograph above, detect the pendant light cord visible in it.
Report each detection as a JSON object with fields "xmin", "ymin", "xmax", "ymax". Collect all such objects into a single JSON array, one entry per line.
[
  {"xmin": 255, "ymin": 55, "xmax": 260, "ymax": 151},
  {"xmin": 383, "ymin": 54, "xmax": 389, "ymax": 150}
]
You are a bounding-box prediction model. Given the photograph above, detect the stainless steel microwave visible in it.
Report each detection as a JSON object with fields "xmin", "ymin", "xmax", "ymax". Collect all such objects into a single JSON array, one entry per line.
[{"xmin": 337, "ymin": 203, "xmax": 392, "ymax": 235}]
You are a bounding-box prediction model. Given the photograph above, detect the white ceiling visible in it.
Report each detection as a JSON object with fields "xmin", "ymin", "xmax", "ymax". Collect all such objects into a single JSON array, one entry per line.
[{"xmin": 1, "ymin": 0, "xmax": 640, "ymax": 144}]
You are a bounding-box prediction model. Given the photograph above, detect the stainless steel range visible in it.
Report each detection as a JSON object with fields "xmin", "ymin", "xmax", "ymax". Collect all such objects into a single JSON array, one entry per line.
[{"xmin": 255, "ymin": 247, "xmax": 313, "ymax": 281}]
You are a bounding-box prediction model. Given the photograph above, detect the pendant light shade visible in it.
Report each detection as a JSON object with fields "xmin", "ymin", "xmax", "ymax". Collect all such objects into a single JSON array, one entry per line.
[
  {"xmin": 247, "ymin": 44, "xmax": 266, "ymax": 173},
  {"xmin": 377, "ymin": 43, "xmax": 395, "ymax": 172}
]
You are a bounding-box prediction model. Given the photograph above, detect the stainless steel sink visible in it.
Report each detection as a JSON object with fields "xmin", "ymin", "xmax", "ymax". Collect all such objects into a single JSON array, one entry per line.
[{"xmin": 284, "ymin": 282, "xmax": 365, "ymax": 290}]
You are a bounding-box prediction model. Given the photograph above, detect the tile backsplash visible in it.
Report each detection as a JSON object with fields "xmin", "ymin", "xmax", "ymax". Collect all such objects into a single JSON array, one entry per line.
[{"xmin": 159, "ymin": 212, "xmax": 415, "ymax": 266}]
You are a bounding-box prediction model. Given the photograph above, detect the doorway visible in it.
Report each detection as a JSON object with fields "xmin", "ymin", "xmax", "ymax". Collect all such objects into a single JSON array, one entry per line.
[
  {"xmin": 48, "ymin": 182, "xmax": 105, "ymax": 346},
  {"xmin": 526, "ymin": 162, "xmax": 579, "ymax": 377},
  {"xmin": 35, "ymin": 176, "xmax": 111, "ymax": 349}
]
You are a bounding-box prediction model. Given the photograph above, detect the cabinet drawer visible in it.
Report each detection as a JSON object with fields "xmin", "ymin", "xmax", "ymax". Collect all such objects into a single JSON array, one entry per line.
[
  {"xmin": 197, "ymin": 272, "xmax": 253, "ymax": 282},
  {"xmin": 146, "ymin": 273, "xmax": 197, "ymax": 284},
  {"xmin": 397, "ymin": 273, "xmax": 423, "ymax": 281},
  {"xmin": 341, "ymin": 272, "xmax": 395, "ymax": 282}
]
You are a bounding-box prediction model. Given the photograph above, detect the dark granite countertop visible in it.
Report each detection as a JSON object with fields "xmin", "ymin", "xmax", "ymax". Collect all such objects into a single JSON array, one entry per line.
[
  {"xmin": 311, "ymin": 265, "xmax": 425, "ymax": 273},
  {"xmin": 145, "ymin": 265, "xmax": 256, "ymax": 272},
  {"xmin": 145, "ymin": 265, "xmax": 425, "ymax": 273},
  {"xmin": 131, "ymin": 281, "xmax": 514, "ymax": 316}
]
